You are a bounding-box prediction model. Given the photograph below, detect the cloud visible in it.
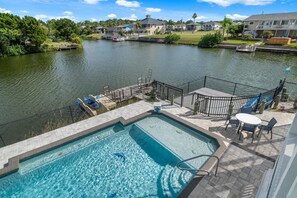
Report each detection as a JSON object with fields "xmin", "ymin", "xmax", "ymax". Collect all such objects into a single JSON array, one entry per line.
[
  {"xmin": 0, "ymin": 8, "xmax": 11, "ymax": 14},
  {"xmin": 145, "ymin": 8, "xmax": 161, "ymax": 13},
  {"xmin": 116, "ymin": 0, "xmax": 140, "ymax": 8},
  {"xmin": 84, "ymin": 0, "xmax": 100, "ymax": 4},
  {"xmin": 35, "ymin": 14, "xmax": 77, "ymax": 21},
  {"xmin": 226, "ymin": 13, "xmax": 249, "ymax": 20},
  {"xmin": 122, "ymin": 14, "xmax": 137, "ymax": 20},
  {"xmin": 20, "ymin": 10, "xmax": 29, "ymax": 13},
  {"xmin": 63, "ymin": 11, "xmax": 73, "ymax": 15},
  {"xmin": 107, "ymin": 13, "xmax": 117, "ymax": 18},
  {"xmin": 90, "ymin": 18, "xmax": 98, "ymax": 22},
  {"xmin": 199, "ymin": 0, "xmax": 275, "ymax": 7}
]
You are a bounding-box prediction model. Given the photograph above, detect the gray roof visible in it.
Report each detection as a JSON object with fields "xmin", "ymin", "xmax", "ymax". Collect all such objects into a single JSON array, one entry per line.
[
  {"xmin": 244, "ymin": 12, "xmax": 297, "ymax": 21},
  {"xmin": 141, "ymin": 17, "xmax": 165, "ymax": 25}
]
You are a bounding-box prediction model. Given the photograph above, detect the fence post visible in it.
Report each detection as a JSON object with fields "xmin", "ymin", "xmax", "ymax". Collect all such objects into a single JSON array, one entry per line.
[
  {"xmin": 167, "ymin": 88, "xmax": 169, "ymax": 100},
  {"xmin": 181, "ymin": 89, "xmax": 184, "ymax": 107},
  {"xmin": 255, "ymin": 93, "xmax": 262, "ymax": 112},
  {"xmin": 233, "ymin": 83, "xmax": 237, "ymax": 95},
  {"xmin": 208, "ymin": 96, "xmax": 212, "ymax": 116},
  {"xmin": 203, "ymin": 76, "xmax": 207, "ymax": 87},
  {"xmin": 0, "ymin": 134, "xmax": 5, "ymax": 146},
  {"xmin": 187, "ymin": 82, "xmax": 190, "ymax": 93},
  {"xmin": 69, "ymin": 106, "xmax": 74, "ymax": 123}
]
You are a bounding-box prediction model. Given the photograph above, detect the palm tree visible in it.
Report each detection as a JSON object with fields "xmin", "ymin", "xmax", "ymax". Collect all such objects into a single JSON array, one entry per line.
[
  {"xmin": 135, "ymin": 21, "xmax": 142, "ymax": 38},
  {"xmin": 221, "ymin": 17, "xmax": 233, "ymax": 40},
  {"xmin": 192, "ymin": 13, "xmax": 197, "ymax": 33}
]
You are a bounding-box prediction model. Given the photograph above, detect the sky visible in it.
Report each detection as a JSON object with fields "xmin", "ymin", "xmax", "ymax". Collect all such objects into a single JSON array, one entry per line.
[{"xmin": 0, "ymin": 0, "xmax": 296, "ymax": 22}]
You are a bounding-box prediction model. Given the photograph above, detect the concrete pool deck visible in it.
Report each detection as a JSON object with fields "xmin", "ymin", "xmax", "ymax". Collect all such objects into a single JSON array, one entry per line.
[{"xmin": 0, "ymin": 100, "xmax": 295, "ymax": 197}]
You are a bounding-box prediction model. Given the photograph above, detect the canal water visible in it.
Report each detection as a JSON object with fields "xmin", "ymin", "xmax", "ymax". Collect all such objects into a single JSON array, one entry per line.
[{"xmin": 0, "ymin": 40, "xmax": 296, "ymax": 124}]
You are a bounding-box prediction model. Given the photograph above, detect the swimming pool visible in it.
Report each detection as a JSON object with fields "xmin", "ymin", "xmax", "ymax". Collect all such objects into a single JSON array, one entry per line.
[{"xmin": 0, "ymin": 114, "xmax": 220, "ymax": 197}]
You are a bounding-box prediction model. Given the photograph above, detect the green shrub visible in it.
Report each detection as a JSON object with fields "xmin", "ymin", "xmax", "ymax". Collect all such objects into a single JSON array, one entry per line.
[
  {"xmin": 261, "ymin": 30, "xmax": 273, "ymax": 39},
  {"xmin": 243, "ymin": 34, "xmax": 253, "ymax": 40},
  {"xmin": 165, "ymin": 33, "xmax": 181, "ymax": 44},
  {"xmin": 2, "ymin": 45, "xmax": 26, "ymax": 56},
  {"xmin": 70, "ymin": 33, "xmax": 82, "ymax": 44},
  {"xmin": 198, "ymin": 31, "xmax": 223, "ymax": 48}
]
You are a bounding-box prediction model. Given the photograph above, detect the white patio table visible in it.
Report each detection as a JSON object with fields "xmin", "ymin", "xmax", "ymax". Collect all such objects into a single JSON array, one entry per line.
[{"xmin": 235, "ymin": 113, "xmax": 262, "ymax": 140}]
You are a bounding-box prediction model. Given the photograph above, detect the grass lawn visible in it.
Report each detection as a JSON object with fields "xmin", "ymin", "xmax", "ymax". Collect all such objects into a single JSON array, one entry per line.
[
  {"xmin": 85, "ymin": 33, "xmax": 102, "ymax": 40},
  {"xmin": 286, "ymin": 42, "xmax": 297, "ymax": 47},
  {"xmin": 144, "ymin": 31, "xmax": 217, "ymax": 45},
  {"xmin": 222, "ymin": 39, "xmax": 261, "ymax": 45}
]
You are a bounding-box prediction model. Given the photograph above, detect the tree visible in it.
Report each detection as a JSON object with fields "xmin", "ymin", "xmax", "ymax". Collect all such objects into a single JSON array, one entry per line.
[
  {"xmin": 52, "ymin": 18, "xmax": 79, "ymax": 41},
  {"xmin": 221, "ymin": 17, "xmax": 233, "ymax": 40},
  {"xmin": 20, "ymin": 16, "xmax": 46, "ymax": 47},
  {"xmin": 192, "ymin": 13, "xmax": 197, "ymax": 33}
]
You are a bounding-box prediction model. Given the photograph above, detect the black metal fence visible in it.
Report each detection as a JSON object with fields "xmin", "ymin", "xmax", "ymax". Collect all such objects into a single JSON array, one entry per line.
[
  {"xmin": 178, "ymin": 76, "xmax": 285, "ymax": 117},
  {"xmin": 0, "ymin": 82, "xmax": 153, "ymax": 148},
  {"xmin": 178, "ymin": 76, "xmax": 268, "ymax": 96},
  {"xmin": 0, "ymin": 105, "xmax": 90, "ymax": 148},
  {"xmin": 153, "ymin": 80, "xmax": 184, "ymax": 106}
]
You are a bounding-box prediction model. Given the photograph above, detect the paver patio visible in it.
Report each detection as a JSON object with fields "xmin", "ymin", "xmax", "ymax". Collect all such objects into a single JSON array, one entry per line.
[{"xmin": 161, "ymin": 103, "xmax": 294, "ymax": 198}]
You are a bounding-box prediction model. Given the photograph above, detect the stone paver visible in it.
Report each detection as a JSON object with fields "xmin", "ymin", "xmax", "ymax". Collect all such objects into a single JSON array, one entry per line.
[
  {"xmin": 162, "ymin": 104, "xmax": 294, "ymax": 160},
  {"xmin": 161, "ymin": 103, "xmax": 294, "ymax": 197},
  {"xmin": 188, "ymin": 145, "xmax": 274, "ymax": 198}
]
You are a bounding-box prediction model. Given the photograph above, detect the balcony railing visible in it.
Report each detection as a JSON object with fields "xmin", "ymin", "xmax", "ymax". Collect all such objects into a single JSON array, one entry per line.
[{"xmin": 256, "ymin": 24, "xmax": 297, "ymax": 30}]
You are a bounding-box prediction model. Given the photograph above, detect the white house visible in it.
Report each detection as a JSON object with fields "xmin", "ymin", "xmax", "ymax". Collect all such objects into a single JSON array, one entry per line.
[
  {"xmin": 243, "ymin": 12, "xmax": 297, "ymax": 38},
  {"xmin": 201, "ymin": 22, "xmax": 222, "ymax": 31}
]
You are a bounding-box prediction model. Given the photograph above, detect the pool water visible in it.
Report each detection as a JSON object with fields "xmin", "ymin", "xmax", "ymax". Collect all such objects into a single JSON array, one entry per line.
[{"xmin": 0, "ymin": 115, "xmax": 218, "ymax": 197}]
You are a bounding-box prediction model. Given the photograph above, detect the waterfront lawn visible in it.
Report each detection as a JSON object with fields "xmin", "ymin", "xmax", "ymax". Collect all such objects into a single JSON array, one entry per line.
[
  {"xmin": 85, "ymin": 33, "xmax": 102, "ymax": 40},
  {"xmin": 144, "ymin": 31, "xmax": 217, "ymax": 45},
  {"xmin": 222, "ymin": 39, "xmax": 261, "ymax": 45}
]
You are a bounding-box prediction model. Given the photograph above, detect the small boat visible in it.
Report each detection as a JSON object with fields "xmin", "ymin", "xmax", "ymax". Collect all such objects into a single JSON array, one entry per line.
[
  {"xmin": 83, "ymin": 97, "xmax": 100, "ymax": 109},
  {"xmin": 236, "ymin": 44, "xmax": 257, "ymax": 53},
  {"xmin": 112, "ymin": 37, "xmax": 125, "ymax": 42}
]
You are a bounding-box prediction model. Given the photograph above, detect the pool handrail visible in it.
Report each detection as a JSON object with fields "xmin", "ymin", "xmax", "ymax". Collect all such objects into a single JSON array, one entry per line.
[{"xmin": 176, "ymin": 154, "xmax": 220, "ymax": 176}]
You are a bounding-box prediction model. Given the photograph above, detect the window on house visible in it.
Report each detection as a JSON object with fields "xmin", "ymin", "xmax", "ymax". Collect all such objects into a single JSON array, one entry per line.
[
  {"xmin": 281, "ymin": 20, "xmax": 289, "ymax": 25},
  {"xmin": 244, "ymin": 25, "xmax": 248, "ymax": 28},
  {"xmin": 273, "ymin": 21, "xmax": 280, "ymax": 25},
  {"xmin": 260, "ymin": 21, "xmax": 265, "ymax": 25},
  {"xmin": 249, "ymin": 22, "xmax": 253, "ymax": 25}
]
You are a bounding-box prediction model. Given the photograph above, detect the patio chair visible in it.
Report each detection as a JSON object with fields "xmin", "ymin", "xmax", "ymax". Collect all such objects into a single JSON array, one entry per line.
[
  {"xmin": 225, "ymin": 118, "xmax": 240, "ymax": 130},
  {"xmin": 239, "ymin": 124, "xmax": 258, "ymax": 143},
  {"xmin": 225, "ymin": 106, "xmax": 253, "ymax": 130},
  {"xmin": 240, "ymin": 106, "xmax": 253, "ymax": 114},
  {"xmin": 257, "ymin": 117, "xmax": 277, "ymax": 139}
]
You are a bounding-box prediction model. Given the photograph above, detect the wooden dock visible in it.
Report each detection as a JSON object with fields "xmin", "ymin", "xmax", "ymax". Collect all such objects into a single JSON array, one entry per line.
[
  {"xmin": 236, "ymin": 44, "xmax": 257, "ymax": 53},
  {"xmin": 58, "ymin": 45, "xmax": 79, "ymax": 51}
]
